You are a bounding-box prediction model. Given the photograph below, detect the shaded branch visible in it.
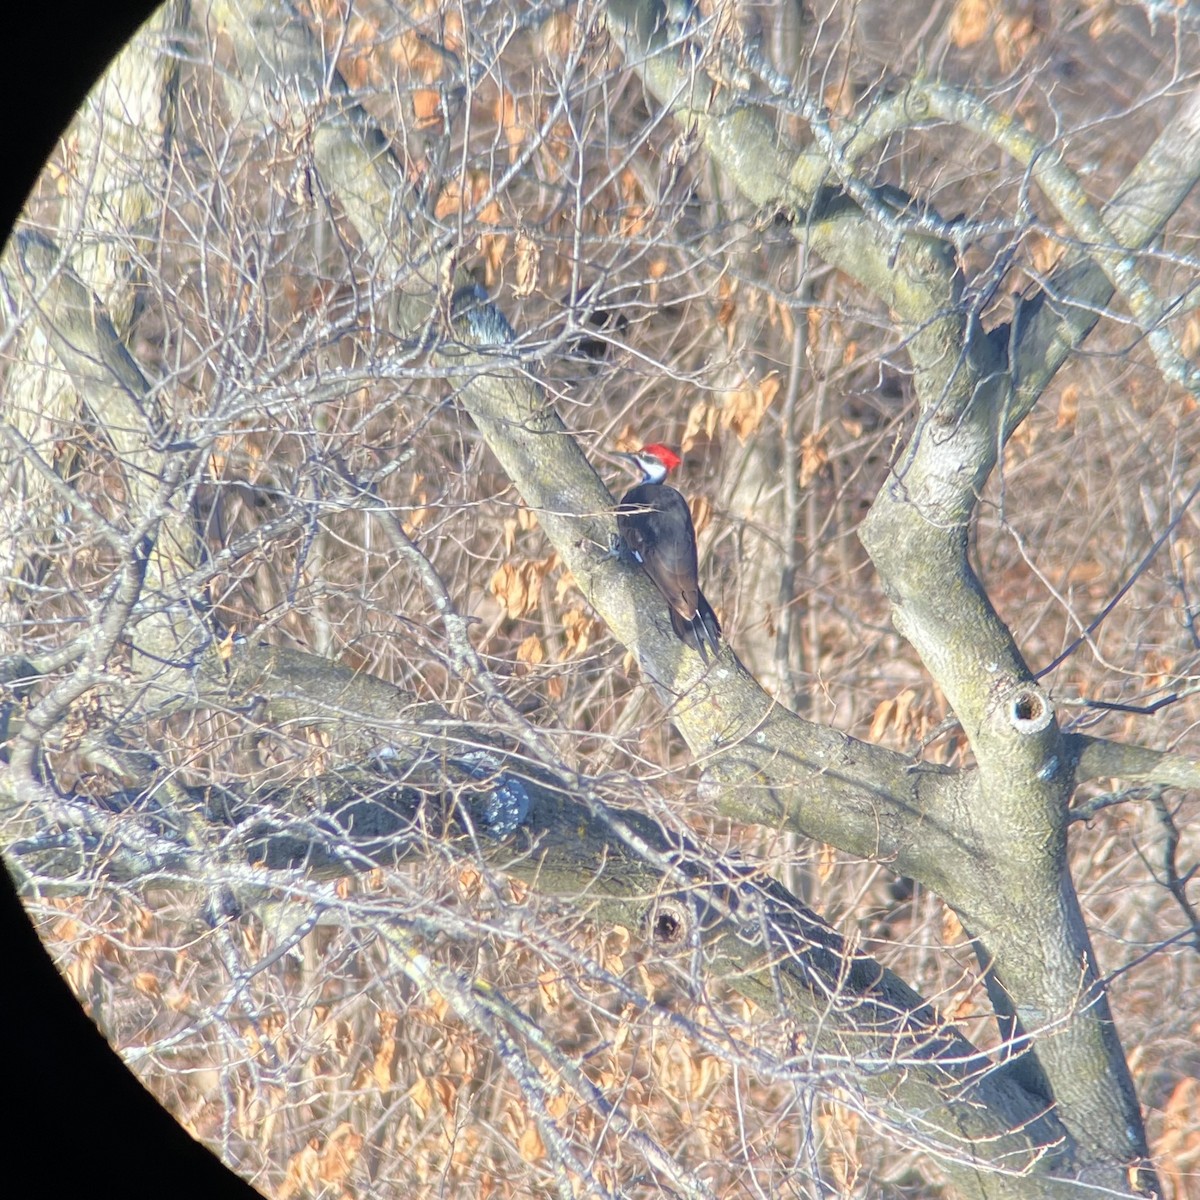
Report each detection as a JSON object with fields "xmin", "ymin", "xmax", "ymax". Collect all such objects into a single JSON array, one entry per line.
[
  {"xmin": 1072, "ymin": 735, "xmax": 1200, "ymax": 791},
  {"xmin": 6, "ymin": 739, "xmax": 1078, "ymax": 1197}
]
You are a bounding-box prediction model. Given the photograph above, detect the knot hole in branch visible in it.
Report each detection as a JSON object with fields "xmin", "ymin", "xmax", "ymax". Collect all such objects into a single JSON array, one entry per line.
[
  {"xmin": 645, "ymin": 897, "xmax": 691, "ymax": 948},
  {"xmin": 1008, "ymin": 685, "xmax": 1053, "ymax": 735}
]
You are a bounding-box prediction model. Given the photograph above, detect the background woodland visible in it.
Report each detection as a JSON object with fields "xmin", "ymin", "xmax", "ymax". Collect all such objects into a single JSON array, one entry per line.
[{"xmin": 2, "ymin": 1, "xmax": 1200, "ymax": 1197}]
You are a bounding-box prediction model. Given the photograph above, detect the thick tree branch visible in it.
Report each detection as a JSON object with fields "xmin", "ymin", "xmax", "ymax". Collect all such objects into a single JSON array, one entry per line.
[
  {"xmin": 9, "ymin": 3, "xmax": 1192, "ymax": 1193},
  {"xmin": 600, "ymin": 0, "xmax": 1188, "ymax": 1188},
  {"xmin": 6, "ymin": 738, "xmax": 1080, "ymax": 1198},
  {"xmin": 1073, "ymin": 735, "xmax": 1200, "ymax": 791}
]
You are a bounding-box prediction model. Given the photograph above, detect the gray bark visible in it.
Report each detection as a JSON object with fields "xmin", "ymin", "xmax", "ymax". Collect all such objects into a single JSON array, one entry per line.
[{"xmin": 3, "ymin": 1, "xmax": 1199, "ymax": 1196}]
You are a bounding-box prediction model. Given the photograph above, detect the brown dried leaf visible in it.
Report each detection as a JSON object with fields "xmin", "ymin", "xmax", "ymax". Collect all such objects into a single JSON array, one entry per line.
[
  {"xmin": 868, "ymin": 697, "xmax": 892, "ymax": 744},
  {"xmin": 722, "ymin": 371, "xmax": 779, "ymax": 442},
  {"xmin": 539, "ymin": 10, "xmax": 577, "ymax": 62},
  {"xmin": 1056, "ymin": 384, "xmax": 1080, "ymax": 432},
  {"xmin": 823, "ymin": 80, "xmax": 854, "ymax": 117},
  {"xmin": 818, "ymin": 1101, "xmax": 861, "ymax": 1193},
  {"xmin": 604, "ymin": 927, "xmax": 630, "ymax": 977},
  {"xmin": 489, "ymin": 560, "xmax": 543, "ymax": 619},
  {"xmin": 799, "ymin": 429, "xmax": 828, "ymax": 487},
  {"xmin": 538, "ymin": 969, "xmax": 562, "ymax": 1010},
  {"xmin": 458, "ymin": 867, "xmax": 482, "ymax": 900},
  {"xmin": 411, "ymin": 87, "xmax": 442, "ymax": 129},
  {"xmin": 338, "ymin": 15, "xmax": 381, "ymax": 90},
  {"xmin": 619, "ymin": 168, "xmax": 649, "ymax": 239},
  {"xmin": 132, "ymin": 971, "xmax": 160, "ymax": 997},
  {"xmin": 373, "ymin": 1012, "xmax": 398, "ymax": 1090},
  {"xmin": 403, "ymin": 490, "xmax": 429, "ymax": 536},
  {"xmin": 516, "ymin": 634, "xmax": 545, "ymax": 666},
  {"xmin": 442, "ymin": 10, "xmax": 465, "ymax": 54},
  {"xmin": 1030, "ymin": 232, "xmax": 1064, "ymax": 274},
  {"xmin": 434, "ymin": 178, "xmax": 465, "ymax": 221},
  {"xmin": 389, "ymin": 28, "xmax": 446, "ymax": 79},
  {"xmin": 278, "ymin": 1142, "xmax": 321, "ymax": 1200},
  {"xmin": 1154, "ymin": 1077, "xmax": 1200, "ymax": 1173},
  {"xmin": 318, "ymin": 1122, "xmax": 364, "ymax": 1187},
  {"xmin": 1008, "ymin": 414, "xmax": 1039, "ymax": 458},
  {"xmin": 692, "ymin": 1055, "xmax": 724, "ymax": 1099},
  {"xmin": 560, "ymin": 607, "xmax": 602, "ymax": 659},
  {"xmin": 1183, "ymin": 314, "xmax": 1200, "ymax": 359},
  {"xmin": 497, "ymin": 91, "xmax": 527, "ymax": 162},
  {"xmin": 554, "ymin": 569, "xmax": 578, "ymax": 604},
  {"xmin": 947, "ymin": 988, "xmax": 977, "ymax": 1023},
  {"xmin": 163, "ymin": 980, "xmax": 191, "ymax": 1013},
  {"xmin": 408, "ymin": 1076, "xmax": 435, "ymax": 1120},
  {"xmin": 995, "ymin": 14, "xmax": 1039, "ymax": 74},
  {"xmin": 432, "ymin": 1075, "xmax": 458, "ymax": 1114},
  {"xmin": 817, "ymin": 842, "xmax": 837, "ymax": 884},
  {"xmin": 684, "ymin": 399, "xmax": 720, "ymax": 447},
  {"xmin": 950, "ymin": 0, "xmax": 991, "ymax": 48},
  {"xmin": 434, "ymin": 169, "xmax": 500, "ymax": 223},
  {"xmin": 648, "ymin": 258, "xmax": 668, "ymax": 303},
  {"xmin": 942, "ymin": 905, "xmax": 965, "ymax": 944},
  {"xmin": 807, "ymin": 306, "xmax": 822, "ymax": 347},
  {"xmin": 482, "ymin": 231, "xmax": 507, "ymax": 287},
  {"xmin": 766, "ymin": 292, "xmax": 795, "ymax": 340},
  {"xmin": 518, "ymin": 1117, "xmax": 545, "ymax": 1163},
  {"xmin": 716, "ymin": 276, "xmax": 738, "ymax": 332},
  {"xmin": 869, "ymin": 687, "xmax": 918, "ymax": 744},
  {"xmin": 513, "ymin": 231, "xmax": 540, "ymax": 298},
  {"xmin": 620, "ymin": 201, "xmax": 649, "ymax": 240}
]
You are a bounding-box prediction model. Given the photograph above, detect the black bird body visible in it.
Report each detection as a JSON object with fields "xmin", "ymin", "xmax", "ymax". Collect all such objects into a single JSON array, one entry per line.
[{"xmin": 616, "ymin": 445, "xmax": 721, "ymax": 660}]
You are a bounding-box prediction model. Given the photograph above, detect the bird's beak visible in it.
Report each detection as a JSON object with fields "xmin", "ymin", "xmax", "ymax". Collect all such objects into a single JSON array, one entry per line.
[{"xmin": 602, "ymin": 449, "xmax": 641, "ymax": 476}]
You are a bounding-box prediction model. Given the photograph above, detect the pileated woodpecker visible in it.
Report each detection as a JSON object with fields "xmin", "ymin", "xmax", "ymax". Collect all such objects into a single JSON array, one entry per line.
[{"xmin": 615, "ymin": 444, "xmax": 721, "ymax": 661}]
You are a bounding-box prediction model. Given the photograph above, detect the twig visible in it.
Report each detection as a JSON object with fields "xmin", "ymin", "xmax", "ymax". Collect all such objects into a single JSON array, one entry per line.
[
  {"xmin": 1038, "ymin": 475, "xmax": 1200, "ymax": 678},
  {"xmin": 1149, "ymin": 791, "xmax": 1200, "ymax": 955}
]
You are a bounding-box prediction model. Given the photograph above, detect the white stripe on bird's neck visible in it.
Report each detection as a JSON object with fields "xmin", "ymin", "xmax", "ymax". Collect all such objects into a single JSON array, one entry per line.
[{"xmin": 636, "ymin": 454, "xmax": 670, "ymax": 484}]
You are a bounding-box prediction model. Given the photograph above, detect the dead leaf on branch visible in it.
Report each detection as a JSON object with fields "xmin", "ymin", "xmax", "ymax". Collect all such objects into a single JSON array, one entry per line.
[
  {"xmin": 1056, "ymin": 384, "xmax": 1080, "ymax": 433},
  {"xmin": 689, "ymin": 494, "xmax": 713, "ymax": 538},
  {"xmin": 818, "ymin": 1099, "xmax": 862, "ymax": 1194},
  {"xmin": 868, "ymin": 687, "xmax": 919, "ymax": 745},
  {"xmin": 497, "ymin": 89, "xmax": 528, "ymax": 162},
  {"xmin": 513, "ymin": 231, "xmax": 540, "ymax": 297},
  {"xmin": 717, "ymin": 276, "xmax": 738, "ymax": 340},
  {"xmin": 373, "ymin": 1012, "xmax": 398, "ymax": 1090},
  {"xmin": 489, "ymin": 554, "xmax": 558, "ymax": 619},
  {"xmin": 817, "ymin": 842, "xmax": 837, "ymax": 884},
  {"xmin": 538, "ymin": 10, "xmax": 579, "ymax": 63},
  {"xmin": 407, "ymin": 1076, "xmax": 435, "ymax": 1120},
  {"xmin": 995, "ymin": 13, "xmax": 1040, "ymax": 74},
  {"xmin": 516, "ymin": 634, "xmax": 545, "ymax": 666},
  {"xmin": 560, "ymin": 607, "xmax": 604, "ymax": 659},
  {"xmin": 950, "ymin": 0, "xmax": 991, "ymax": 49},
  {"xmin": 722, "ymin": 372, "xmax": 779, "ymax": 442},
  {"xmin": 799, "ymin": 429, "xmax": 828, "ymax": 488},
  {"xmin": 942, "ymin": 905, "xmax": 965, "ymax": 945},
  {"xmin": 766, "ymin": 291, "xmax": 796, "ymax": 340},
  {"xmin": 683, "ymin": 399, "xmax": 720, "ymax": 447},
  {"xmin": 1182, "ymin": 314, "xmax": 1200, "ymax": 360}
]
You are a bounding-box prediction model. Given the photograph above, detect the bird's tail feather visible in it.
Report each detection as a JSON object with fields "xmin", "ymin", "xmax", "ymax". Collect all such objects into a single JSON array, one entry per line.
[{"xmin": 670, "ymin": 593, "xmax": 722, "ymax": 662}]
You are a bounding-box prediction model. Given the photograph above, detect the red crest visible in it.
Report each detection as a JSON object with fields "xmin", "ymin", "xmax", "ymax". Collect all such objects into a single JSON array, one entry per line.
[{"xmin": 640, "ymin": 443, "xmax": 682, "ymax": 472}]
